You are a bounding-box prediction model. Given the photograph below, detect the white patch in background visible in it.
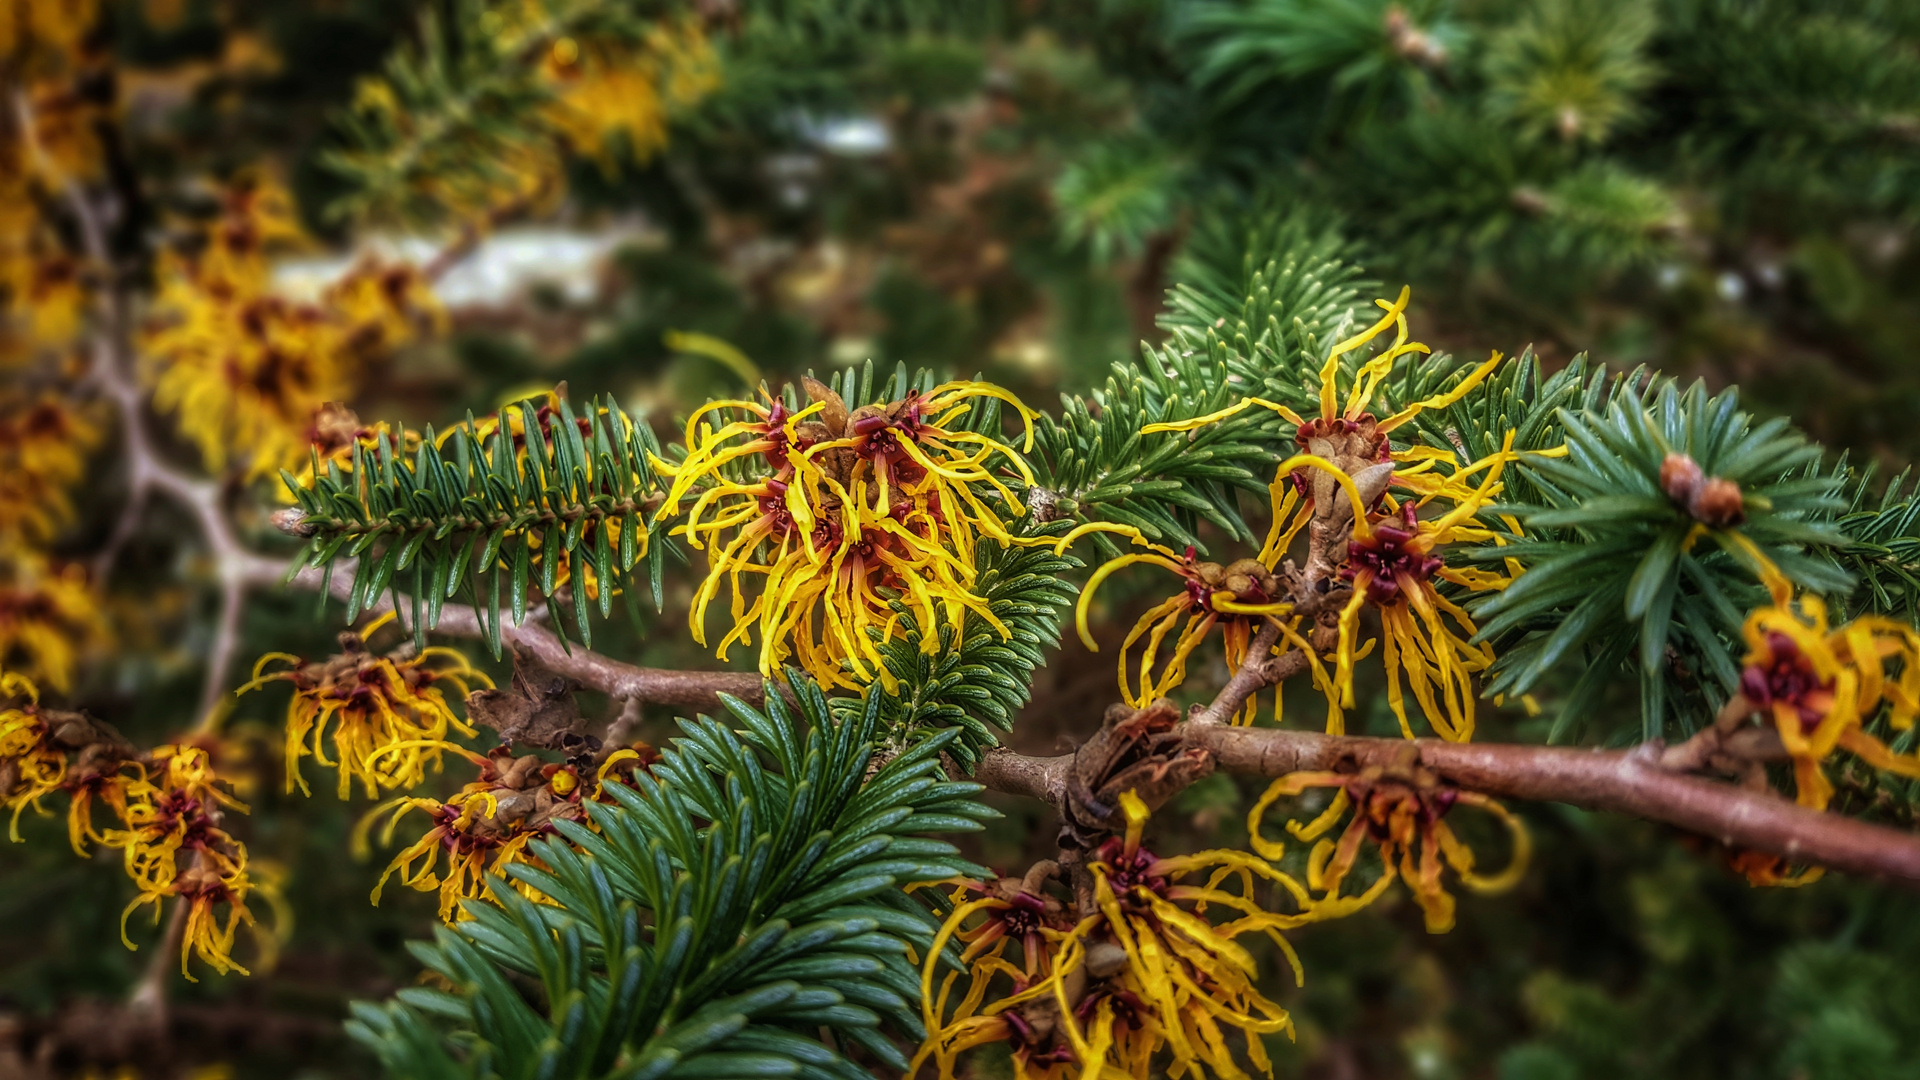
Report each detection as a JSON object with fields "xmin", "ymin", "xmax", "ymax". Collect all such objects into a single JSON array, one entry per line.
[{"xmin": 272, "ymin": 223, "xmax": 660, "ymax": 309}]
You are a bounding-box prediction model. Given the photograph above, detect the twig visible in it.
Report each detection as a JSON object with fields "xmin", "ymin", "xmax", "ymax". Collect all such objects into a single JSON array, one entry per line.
[
  {"xmin": 73, "ymin": 236, "xmax": 248, "ymax": 721},
  {"xmin": 971, "ymin": 745, "xmax": 1070, "ymax": 806},
  {"xmin": 971, "ymin": 726, "xmax": 1920, "ymax": 889},
  {"xmin": 968, "ymin": 602, "xmax": 1920, "ymax": 888},
  {"xmin": 34, "ymin": 90, "xmax": 252, "ymax": 723},
  {"xmin": 269, "ymin": 561, "xmax": 768, "ymax": 713},
  {"xmin": 125, "ymin": 892, "xmax": 190, "ymax": 1026},
  {"xmin": 1184, "ymin": 621, "xmax": 1287, "ymax": 727}
]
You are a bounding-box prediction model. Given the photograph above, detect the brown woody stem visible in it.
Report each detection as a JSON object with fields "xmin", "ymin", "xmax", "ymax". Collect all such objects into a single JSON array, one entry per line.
[
  {"xmin": 973, "ymin": 728, "xmax": 1920, "ymax": 888},
  {"xmin": 1185, "ymin": 621, "xmax": 1287, "ymax": 727},
  {"xmin": 271, "ymin": 562, "xmax": 767, "ymax": 714}
]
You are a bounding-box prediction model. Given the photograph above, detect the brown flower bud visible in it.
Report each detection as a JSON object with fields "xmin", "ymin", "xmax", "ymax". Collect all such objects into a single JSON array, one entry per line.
[
  {"xmin": 802, "ymin": 376, "xmax": 849, "ymax": 436},
  {"xmin": 1691, "ymin": 477, "xmax": 1746, "ymax": 527},
  {"xmin": 1223, "ymin": 558, "xmax": 1269, "ymax": 580},
  {"xmin": 1660, "ymin": 453, "xmax": 1704, "ymax": 506}
]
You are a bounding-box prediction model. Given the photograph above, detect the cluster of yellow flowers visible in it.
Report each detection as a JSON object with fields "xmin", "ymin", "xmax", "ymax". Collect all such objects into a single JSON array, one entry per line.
[
  {"xmin": 909, "ymin": 292, "xmax": 1557, "ymax": 1078},
  {"xmin": 0, "ymin": 550, "xmax": 105, "ymax": 692},
  {"xmin": 238, "ymin": 611, "xmax": 667, "ymax": 924},
  {"xmin": 0, "ymin": 670, "xmax": 278, "ymax": 978},
  {"xmin": 0, "ymin": 0, "xmax": 102, "ymax": 367},
  {"xmin": 366, "ymin": 742, "xmax": 657, "ymax": 921},
  {"xmin": 0, "ymin": 374, "xmax": 104, "ymax": 699},
  {"xmin": 144, "ymin": 177, "xmax": 442, "ymax": 481},
  {"xmin": 0, "ymin": 391, "xmax": 98, "ymax": 546},
  {"xmin": 918, "ymin": 786, "xmax": 1525, "ymax": 1079},
  {"xmin": 0, "ymin": 3, "xmax": 111, "ymax": 693},
  {"xmin": 346, "ymin": 6, "xmax": 721, "ymax": 223},
  {"xmin": 541, "ymin": 16, "xmax": 721, "ymax": 173},
  {"xmin": 1082, "ymin": 288, "xmax": 1524, "ymax": 742},
  {"xmin": 237, "ymin": 614, "xmax": 492, "ymax": 800},
  {"xmin": 661, "ymin": 377, "xmax": 1039, "ymax": 691}
]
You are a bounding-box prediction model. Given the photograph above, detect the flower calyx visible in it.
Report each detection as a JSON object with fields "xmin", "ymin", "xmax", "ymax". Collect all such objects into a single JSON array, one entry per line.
[
  {"xmin": 1344, "ymin": 501, "xmax": 1443, "ymax": 605},
  {"xmin": 464, "ymin": 651, "xmax": 588, "ymax": 751},
  {"xmin": 1339, "ymin": 746, "xmax": 1461, "ymax": 842},
  {"xmin": 1738, "ymin": 630, "xmax": 1834, "ymax": 734},
  {"xmin": 1186, "ymin": 553, "xmax": 1284, "ymax": 609},
  {"xmin": 1060, "ymin": 699, "xmax": 1211, "ymax": 851}
]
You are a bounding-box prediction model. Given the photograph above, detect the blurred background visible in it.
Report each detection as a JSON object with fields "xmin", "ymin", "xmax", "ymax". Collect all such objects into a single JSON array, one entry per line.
[{"xmin": 5, "ymin": 0, "xmax": 1920, "ymax": 1077}]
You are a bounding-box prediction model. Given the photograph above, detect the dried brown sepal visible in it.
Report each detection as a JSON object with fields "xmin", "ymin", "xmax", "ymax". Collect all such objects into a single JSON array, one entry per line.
[
  {"xmin": 466, "ymin": 650, "xmax": 588, "ymax": 751},
  {"xmin": 1060, "ymin": 699, "xmax": 1213, "ymax": 849}
]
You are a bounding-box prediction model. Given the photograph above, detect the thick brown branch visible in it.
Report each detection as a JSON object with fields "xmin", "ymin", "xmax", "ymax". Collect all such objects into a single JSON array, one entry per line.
[
  {"xmin": 970, "ymin": 725, "xmax": 1920, "ymax": 890},
  {"xmin": 973, "ymin": 746, "xmax": 1071, "ymax": 806},
  {"xmin": 271, "ymin": 562, "xmax": 767, "ymax": 714}
]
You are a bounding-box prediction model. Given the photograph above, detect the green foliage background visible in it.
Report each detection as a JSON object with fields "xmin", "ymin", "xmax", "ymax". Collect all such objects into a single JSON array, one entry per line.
[{"xmin": 9, "ymin": 0, "xmax": 1920, "ymax": 1077}]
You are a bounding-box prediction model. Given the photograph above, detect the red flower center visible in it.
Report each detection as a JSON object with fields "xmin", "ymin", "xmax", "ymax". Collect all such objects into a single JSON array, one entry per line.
[
  {"xmin": 1344, "ymin": 503, "xmax": 1441, "ymax": 604},
  {"xmin": 1740, "ymin": 631, "xmax": 1833, "ymax": 732}
]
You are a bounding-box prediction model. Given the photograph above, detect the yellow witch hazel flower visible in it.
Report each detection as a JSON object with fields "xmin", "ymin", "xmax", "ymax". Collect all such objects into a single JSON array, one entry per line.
[
  {"xmin": 916, "ymin": 790, "xmax": 1349, "ymax": 1080},
  {"xmin": 1726, "ymin": 568, "xmax": 1920, "ymax": 821},
  {"xmin": 1072, "ymin": 534, "xmax": 1308, "ymax": 726},
  {"xmin": 111, "ymin": 746, "xmax": 278, "ymax": 980},
  {"xmin": 1126, "ymin": 287, "xmax": 1525, "ymax": 741},
  {"xmin": 144, "ymin": 176, "xmax": 441, "ymax": 481},
  {"xmin": 366, "ymin": 743, "xmax": 657, "ymax": 922},
  {"xmin": 1249, "ymin": 752, "xmax": 1531, "ymax": 934},
  {"xmin": 0, "ymin": 391, "xmax": 98, "ymax": 546},
  {"xmin": 1144, "ymin": 286, "xmax": 1502, "ymax": 490},
  {"xmin": 541, "ymin": 16, "xmax": 721, "ymax": 172},
  {"xmin": 1323, "ymin": 439, "xmax": 1515, "ymax": 741},
  {"xmin": 236, "ymin": 613, "xmax": 491, "ymax": 799},
  {"xmin": 0, "ymin": 547, "xmax": 106, "ymax": 693},
  {"xmin": 0, "ymin": 669, "xmax": 69, "ymax": 836},
  {"xmin": 658, "ymin": 377, "xmax": 1039, "ymax": 691}
]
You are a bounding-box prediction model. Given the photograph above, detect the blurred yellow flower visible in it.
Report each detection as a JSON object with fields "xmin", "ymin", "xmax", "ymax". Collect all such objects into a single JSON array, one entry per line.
[
  {"xmin": 237, "ymin": 619, "xmax": 490, "ymax": 800},
  {"xmin": 542, "ymin": 18, "xmax": 721, "ymax": 172},
  {"xmin": 1732, "ymin": 589, "xmax": 1920, "ymax": 814},
  {"xmin": 144, "ymin": 179, "xmax": 439, "ymax": 480},
  {"xmin": 0, "ymin": 0, "xmax": 99, "ymax": 79},
  {"xmin": 0, "ymin": 549, "xmax": 105, "ymax": 692},
  {"xmin": 0, "ymin": 391, "xmax": 98, "ymax": 545}
]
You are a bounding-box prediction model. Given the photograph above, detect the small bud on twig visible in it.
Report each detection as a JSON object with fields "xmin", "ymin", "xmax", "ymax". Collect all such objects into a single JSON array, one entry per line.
[{"xmin": 1660, "ymin": 452, "xmax": 1745, "ymax": 527}]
